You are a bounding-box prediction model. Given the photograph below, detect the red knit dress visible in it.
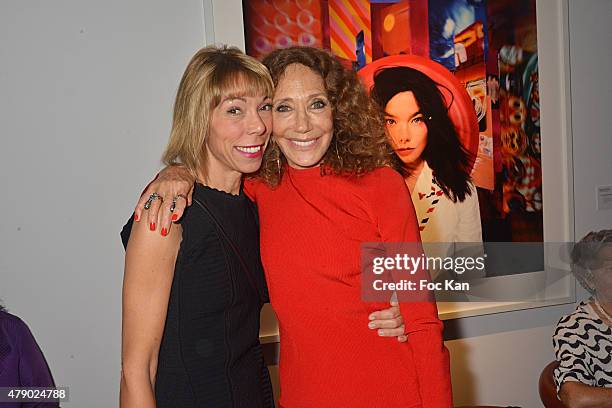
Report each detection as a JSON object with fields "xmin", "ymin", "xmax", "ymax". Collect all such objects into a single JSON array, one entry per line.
[{"xmin": 246, "ymin": 165, "xmax": 452, "ymax": 408}]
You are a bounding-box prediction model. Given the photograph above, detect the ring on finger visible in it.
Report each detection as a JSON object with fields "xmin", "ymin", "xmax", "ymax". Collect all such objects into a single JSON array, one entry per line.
[
  {"xmin": 170, "ymin": 194, "xmax": 187, "ymax": 212},
  {"xmin": 144, "ymin": 192, "xmax": 163, "ymax": 210}
]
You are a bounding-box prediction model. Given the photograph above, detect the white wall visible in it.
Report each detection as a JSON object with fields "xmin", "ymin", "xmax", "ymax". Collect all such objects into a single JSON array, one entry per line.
[
  {"xmin": 568, "ymin": 0, "xmax": 612, "ymax": 238},
  {"xmin": 0, "ymin": 1, "xmax": 205, "ymax": 406}
]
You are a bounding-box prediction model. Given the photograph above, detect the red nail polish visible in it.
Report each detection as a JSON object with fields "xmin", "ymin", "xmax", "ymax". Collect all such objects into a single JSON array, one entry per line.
[
  {"xmin": 134, "ymin": 214, "xmax": 140, "ymax": 222},
  {"xmin": 161, "ymin": 227, "xmax": 168, "ymax": 236},
  {"xmin": 171, "ymin": 214, "xmax": 178, "ymax": 222},
  {"xmin": 150, "ymin": 222, "xmax": 156, "ymax": 231}
]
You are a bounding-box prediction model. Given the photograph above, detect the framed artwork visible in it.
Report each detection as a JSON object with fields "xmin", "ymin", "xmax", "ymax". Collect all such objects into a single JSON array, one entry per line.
[{"xmin": 205, "ymin": 0, "xmax": 575, "ymax": 324}]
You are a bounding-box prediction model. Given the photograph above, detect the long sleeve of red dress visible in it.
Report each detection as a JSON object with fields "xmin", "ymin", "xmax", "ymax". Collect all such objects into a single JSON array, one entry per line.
[
  {"xmin": 368, "ymin": 167, "xmax": 453, "ymax": 407},
  {"xmin": 245, "ymin": 166, "xmax": 452, "ymax": 407}
]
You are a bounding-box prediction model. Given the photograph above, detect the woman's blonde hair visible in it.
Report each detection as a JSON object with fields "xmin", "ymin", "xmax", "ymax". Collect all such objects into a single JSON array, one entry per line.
[{"xmin": 162, "ymin": 45, "xmax": 274, "ymax": 176}]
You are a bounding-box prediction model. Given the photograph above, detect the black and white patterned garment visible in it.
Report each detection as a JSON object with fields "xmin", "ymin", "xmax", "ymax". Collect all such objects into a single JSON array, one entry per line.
[{"xmin": 553, "ymin": 300, "xmax": 612, "ymax": 393}]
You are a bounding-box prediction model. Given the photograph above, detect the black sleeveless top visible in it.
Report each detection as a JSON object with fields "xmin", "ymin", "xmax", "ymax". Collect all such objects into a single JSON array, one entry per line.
[{"xmin": 121, "ymin": 183, "xmax": 273, "ymax": 408}]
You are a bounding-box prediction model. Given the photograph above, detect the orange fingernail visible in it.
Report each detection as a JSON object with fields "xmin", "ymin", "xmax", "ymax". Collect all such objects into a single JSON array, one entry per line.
[
  {"xmin": 134, "ymin": 214, "xmax": 140, "ymax": 222},
  {"xmin": 150, "ymin": 222, "xmax": 156, "ymax": 231},
  {"xmin": 171, "ymin": 214, "xmax": 178, "ymax": 222},
  {"xmin": 161, "ymin": 227, "xmax": 168, "ymax": 236}
]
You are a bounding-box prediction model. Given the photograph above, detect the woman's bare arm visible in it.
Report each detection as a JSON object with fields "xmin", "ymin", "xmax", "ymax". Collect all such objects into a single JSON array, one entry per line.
[{"xmin": 120, "ymin": 214, "xmax": 181, "ymax": 407}]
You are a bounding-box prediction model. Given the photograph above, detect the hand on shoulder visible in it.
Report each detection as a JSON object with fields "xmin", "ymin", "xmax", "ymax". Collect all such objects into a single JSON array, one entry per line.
[{"xmin": 134, "ymin": 165, "xmax": 195, "ymax": 238}]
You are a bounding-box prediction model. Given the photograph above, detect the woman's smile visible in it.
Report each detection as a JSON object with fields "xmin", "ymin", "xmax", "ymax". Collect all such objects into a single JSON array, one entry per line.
[
  {"xmin": 287, "ymin": 137, "xmax": 320, "ymax": 150},
  {"xmin": 235, "ymin": 144, "xmax": 265, "ymax": 158}
]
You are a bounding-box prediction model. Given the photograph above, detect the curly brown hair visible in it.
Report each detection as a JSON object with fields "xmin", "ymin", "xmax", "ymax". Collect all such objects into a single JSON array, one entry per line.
[{"xmin": 255, "ymin": 46, "xmax": 401, "ymax": 187}]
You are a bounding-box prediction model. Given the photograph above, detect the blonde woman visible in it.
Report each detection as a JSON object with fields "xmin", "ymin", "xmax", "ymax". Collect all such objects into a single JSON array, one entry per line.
[{"xmin": 120, "ymin": 46, "xmax": 275, "ymax": 407}]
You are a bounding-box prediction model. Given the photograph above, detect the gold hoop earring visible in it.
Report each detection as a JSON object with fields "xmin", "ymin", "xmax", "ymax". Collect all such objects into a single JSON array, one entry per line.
[
  {"xmin": 272, "ymin": 141, "xmax": 282, "ymax": 179},
  {"xmin": 335, "ymin": 138, "xmax": 343, "ymax": 167}
]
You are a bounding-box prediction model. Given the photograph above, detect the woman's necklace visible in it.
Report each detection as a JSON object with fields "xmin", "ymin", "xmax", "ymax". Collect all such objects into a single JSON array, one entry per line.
[{"xmin": 593, "ymin": 296, "xmax": 612, "ymax": 323}]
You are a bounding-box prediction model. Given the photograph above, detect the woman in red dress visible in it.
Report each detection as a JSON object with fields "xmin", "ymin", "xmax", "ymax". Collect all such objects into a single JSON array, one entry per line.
[{"xmin": 136, "ymin": 47, "xmax": 452, "ymax": 407}]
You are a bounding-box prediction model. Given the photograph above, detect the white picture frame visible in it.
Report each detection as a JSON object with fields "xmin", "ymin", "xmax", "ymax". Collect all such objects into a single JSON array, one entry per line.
[{"xmin": 205, "ymin": 0, "xmax": 575, "ymax": 330}]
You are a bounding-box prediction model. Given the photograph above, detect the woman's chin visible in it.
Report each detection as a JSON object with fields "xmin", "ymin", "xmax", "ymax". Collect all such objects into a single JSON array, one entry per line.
[
  {"xmin": 399, "ymin": 155, "xmax": 417, "ymax": 167},
  {"xmin": 235, "ymin": 161, "xmax": 263, "ymax": 175},
  {"xmin": 399, "ymin": 156, "xmax": 426, "ymax": 172},
  {"xmin": 286, "ymin": 153, "xmax": 325, "ymax": 169}
]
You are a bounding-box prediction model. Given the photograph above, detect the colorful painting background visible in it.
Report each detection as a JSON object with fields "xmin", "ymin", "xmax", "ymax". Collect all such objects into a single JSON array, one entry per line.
[{"xmin": 243, "ymin": 0, "xmax": 542, "ymax": 242}]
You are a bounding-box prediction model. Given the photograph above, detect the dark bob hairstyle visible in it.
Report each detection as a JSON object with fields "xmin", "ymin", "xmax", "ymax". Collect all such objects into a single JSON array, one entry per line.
[{"xmin": 371, "ymin": 66, "xmax": 473, "ymax": 202}]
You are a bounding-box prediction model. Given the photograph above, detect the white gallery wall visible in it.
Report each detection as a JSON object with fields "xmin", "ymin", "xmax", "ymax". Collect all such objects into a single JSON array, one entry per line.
[
  {"xmin": 0, "ymin": 1, "xmax": 610, "ymax": 407},
  {"xmin": 568, "ymin": 0, "xmax": 612, "ymax": 237},
  {"xmin": 0, "ymin": 1, "xmax": 206, "ymax": 406}
]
